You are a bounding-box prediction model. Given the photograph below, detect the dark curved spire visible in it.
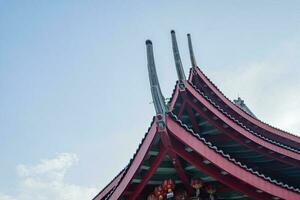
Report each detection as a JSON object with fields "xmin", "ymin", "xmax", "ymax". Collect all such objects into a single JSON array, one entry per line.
[
  {"xmin": 146, "ymin": 40, "xmax": 167, "ymax": 128},
  {"xmin": 187, "ymin": 33, "xmax": 197, "ymax": 68},
  {"xmin": 171, "ymin": 30, "xmax": 186, "ymax": 89}
]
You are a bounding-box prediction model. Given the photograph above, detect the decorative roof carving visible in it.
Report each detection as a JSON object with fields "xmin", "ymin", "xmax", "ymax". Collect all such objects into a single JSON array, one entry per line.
[{"xmin": 233, "ymin": 97, "xmax": 256, "ymax": 118}]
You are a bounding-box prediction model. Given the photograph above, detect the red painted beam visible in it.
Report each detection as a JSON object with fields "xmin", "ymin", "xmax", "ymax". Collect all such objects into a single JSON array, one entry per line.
[
  {"xmin": 184, "ymin": 83, "xmax": 300, "ymax": 161},
  {"xmin": 160, "ymin": 131, "xmax": 194, "ymax": 194},
  {"xmin": 193, "ymin": 67, "xmax": 300, "ymax": 145},
  {"xmin": 177, "ymin": 100, "xmax": 186, "ymax": 118},
  {"xmin": 186, "ymin": 106, "xmax": 201, "ymax": 133},
  {"xmin": 129, "ymin": 145, "xmax": 168, "ymax": 200},
  {"xmin": 167, "ymin": 148, "xmax": 194, "ymax": 195},
  {"xmin": 173, "ymin": 144, "xmax": 270, "ymax": 199},
  {"xmin": 166, "ymin": 115, "xmax": 300, "ymax": 200},
  {"xmin": 183, "ymin": 95, "xmax": 300, "ymax": 168},
  {"xmin": 178, "ymin": 91, "xmax": 201, "ymax": 133}
]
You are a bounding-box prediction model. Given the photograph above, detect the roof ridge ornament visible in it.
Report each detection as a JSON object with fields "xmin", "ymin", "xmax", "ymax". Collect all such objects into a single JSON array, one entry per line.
[
  {"xmin": 171, "ymin": 30, "xmax": 186, "ymax": 90},
  {"xmin": 187, "ymin": 33, "xmax": 197, "ymax": 69},
  {"xmin": 146, "ymin": 40, "xmax": 167, "ymax": 129}
]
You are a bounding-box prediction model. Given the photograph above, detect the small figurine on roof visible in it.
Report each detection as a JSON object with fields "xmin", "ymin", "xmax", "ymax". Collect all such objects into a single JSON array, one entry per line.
[
  {"xmin": 162, "ymin": 179, "xmax": 175, "ymax": 199},
  {"xmin": 191, "ymin": 178, "xmax": 203, "ymax": 197},
  {"xmin": 205, "ymin": 184, "xmax": 216, "ymax": 200}
]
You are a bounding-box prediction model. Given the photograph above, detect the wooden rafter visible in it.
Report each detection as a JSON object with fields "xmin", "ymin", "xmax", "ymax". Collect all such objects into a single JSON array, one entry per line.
[
  {"xmin": 186, "ymin": 104, "xmax": 201, "ymax": 133},
  {"xmin": 202, "ymin": 134, "xmax": 232, "ymax": 143},
  {"xmin": 177, "ymin": 100, "xmax": 186, "ymax": 118}
]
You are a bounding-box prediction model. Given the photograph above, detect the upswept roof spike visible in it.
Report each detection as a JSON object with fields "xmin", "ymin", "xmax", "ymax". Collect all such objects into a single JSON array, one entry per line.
[
  {"xmin": 171, "ymin": 30, "xmax": 186, "ymax": 89},
  {"xmin": 146, "ymin": 40, "xmax": 167, "ymax": 128},
  {"xmin": 187, "ymin": 33, "xmax": 197, "ymax": 68}
]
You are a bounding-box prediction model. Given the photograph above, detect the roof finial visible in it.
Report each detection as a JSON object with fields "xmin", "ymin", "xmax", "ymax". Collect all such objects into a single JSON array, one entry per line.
[
  {"xmin": 187, "ymin": 33, "xmax": 197, "ymax": 68},
  {"xmin": 171, "ymin": 30, "xmax": 186, "ymax": 89},
  {"xmin": 146, "ymin": 40, "xmax": 167, "ymax": 129}
]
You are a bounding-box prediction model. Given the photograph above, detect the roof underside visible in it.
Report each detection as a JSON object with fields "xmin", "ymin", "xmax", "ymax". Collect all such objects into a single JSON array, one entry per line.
[
  {"xmin": 94, "ymin": 113, "xmax": 300, "ymax": 200},
  {"xmin": 172, "ymin": 90, "xmax": 300, "ymax": 188},
  {"xmin": 127, "ymin": 137, "xmax": 251, "ymax": 200}
]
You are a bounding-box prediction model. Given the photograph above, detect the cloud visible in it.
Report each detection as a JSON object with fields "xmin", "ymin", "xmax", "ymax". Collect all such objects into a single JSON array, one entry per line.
[
  {"xmin": 0, "ymin": 153, "xmax": 98, "ymax": 200},
  {"xmin": 0, "ymin": 194, "xmax": 16, "ymax": 200}
]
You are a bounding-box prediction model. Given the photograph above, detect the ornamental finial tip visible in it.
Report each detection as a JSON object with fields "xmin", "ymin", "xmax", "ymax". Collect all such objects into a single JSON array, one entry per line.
[
  {"xmin": 171, "ymin": 30, "xmax": 186, "ymax": 89},
  {"xmin": 187, "ymin": 33, "xmax": 197, "ymax": 68},
  {"xmin": 145, "ymin": 40, "xmax": 152, "ymax": 45}
]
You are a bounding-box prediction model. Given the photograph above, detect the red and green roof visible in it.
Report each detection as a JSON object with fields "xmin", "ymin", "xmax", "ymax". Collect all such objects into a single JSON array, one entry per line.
[{"xmin": 93, "ymin": 31, "xmax": 300, "ymax": 200}]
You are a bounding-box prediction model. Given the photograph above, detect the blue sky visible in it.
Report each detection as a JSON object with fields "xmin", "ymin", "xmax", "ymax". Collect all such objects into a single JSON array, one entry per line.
[{"xmin": 1, "ymin": 1, "xmax": 300, "ymax": 199}]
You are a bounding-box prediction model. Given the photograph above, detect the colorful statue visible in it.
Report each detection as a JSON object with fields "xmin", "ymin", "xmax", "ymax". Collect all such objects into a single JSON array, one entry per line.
[
  {"xmin": 191, "ymin": 178, "xmax": 203, "ymax": 197},
  {"xmin": 162, "ymin": 179, "xmax": 175, "ymax": 199},
  {"xmin": 205, "ymin": 184, "xmax": 216, "ymax": 200},
  {"xmin": 154, "ymin": 185, "xmax": 165, "ymax": 200}
]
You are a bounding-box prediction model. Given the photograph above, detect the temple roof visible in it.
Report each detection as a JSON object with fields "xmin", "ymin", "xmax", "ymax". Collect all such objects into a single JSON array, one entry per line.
[
  {"xmin": 94, "ymin": 31, "xmax": 300, "ymax": 200},
  {"xmin": 94, "ymin": 112, "xmax": 300, "ymax": 199}
]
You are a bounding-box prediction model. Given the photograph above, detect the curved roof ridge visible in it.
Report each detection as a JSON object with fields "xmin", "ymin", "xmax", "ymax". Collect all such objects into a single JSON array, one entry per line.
[
  {"xmin": 189, "ymin": 82, "xmax": 300, "ymax": 154},
  {"xmin": 93, "ymin": 117, "xmax": 156, "ymax": 200},
  {"xmin": 92, "ymin": 167, "xmax": 126, "ymax": 200},
  {"xmin": 233, "ymin": 97, "xmax": 256, "ymax": 118},
  {"xmin": 169, "ymin": 112, "xmax": 300, "ymax": 193},
  {"xmin": 192, "ymin": 67, "xmax": 300, "ymax": 143}
]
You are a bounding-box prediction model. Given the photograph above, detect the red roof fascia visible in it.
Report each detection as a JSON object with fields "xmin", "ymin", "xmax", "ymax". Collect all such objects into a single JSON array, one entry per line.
[
  {"xmin": 193, "ymin": 67, "xmax": 300, "ymax": 144},
  {"xmin": 183, "ymin": 96, "xmax": 300, "ymax": 167},
  {"xmin": 92, "ymin": 169, "xmax": 125, "ymax": 200},
  {"xmin": 108, "ymin": 122, "xmax": 158, "ymax": 199},
  {"xmin": 166, "ymin": 115, "xmax": 300, "ymax": 200},
  {"xmin": 128, "ymin": 144, "xmax": 167, "ymax": 200},
  {"xmin": 168, "ymin": 83, "xmax": 180, "ymax": 111},
  {"xmin": 185, "ymin": 82, "xmax": 300, "ymax": 161}
]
